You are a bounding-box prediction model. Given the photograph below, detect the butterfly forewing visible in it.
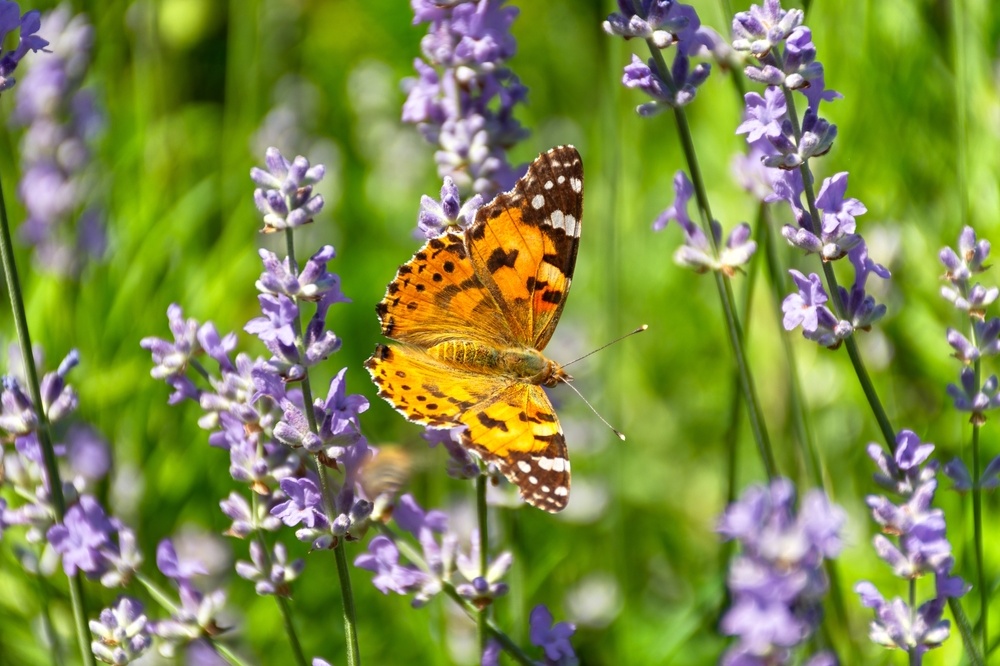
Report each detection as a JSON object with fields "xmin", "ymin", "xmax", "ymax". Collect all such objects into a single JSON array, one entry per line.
[
  {"xmin": 374, "ymin": 231, "xmax": 513, "ymax": 348},
  {"xmin": 466, "ymin": 146, "xmax": 582, "ymax": 350}
]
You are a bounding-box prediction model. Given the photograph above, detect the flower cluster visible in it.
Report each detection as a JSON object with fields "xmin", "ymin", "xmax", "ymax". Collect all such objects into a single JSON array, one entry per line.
[
  {"xmin": 604, "ymin": 0, "xmax": 714, "ymax": 114},
  {"xmin": 403, "ymin": 0, "xmax": 529, "ymax": 197},
  {"xmin": 653, "ymin": 170, "xmax": 756, "ymax": 275},
  {"xmin": 355, "ymin": 494, "xmax": 510, "ymax": 607},
  {"xmin": 12, "ymin": 6, "xmax": 104, "ymax": 276},
  {"xmin": 0, "ymin": 350, "xmax": 133, "ymax": 580},
  {"xmin": 142, "ymin": 151, "xmax": 373, "ymax": 597},
  {"xmin": 415, "ymin": 175, "xmax": 483, "ymax": 238},
  {"xmin": 355, "ymin": 493, "xmax": 577, "ymax": 663},
  {"xmin": 856, "ymin": 430, "xmax": 967, "ymax": 658},
  {"xmin": 727, "ymin": 1, "xmax": 889, "ymax": 346},
  {"xmin": 0, "ymin": 1, "xmax": 47, "ymax": 92},
  {"xmin": 251, "ymin": 147, "xmax": 326, "ymax": 233},
  {"xmin": 1, "ymin": 348, "xmax": 235, "ymax": 663},
  {"xmin": 717, "ymin": 478, "xmax": 844, "ymax": 665},
  {"xmin": 938, "ymin": 227, "xmax": 1000, "ymax": 424}
]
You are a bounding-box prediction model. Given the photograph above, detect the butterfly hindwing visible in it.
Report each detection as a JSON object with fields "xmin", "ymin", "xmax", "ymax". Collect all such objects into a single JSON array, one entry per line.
[
  {"xmin": 365, "ymin": 343, "xmax": 512, "ymax": 427},
  {"xmin": 466, "ymin": 146, "xmax": 582, "ymax": 350},
  {"xmin": 458, "ymin": 383, "xmax": 570, "ymax": 513}
]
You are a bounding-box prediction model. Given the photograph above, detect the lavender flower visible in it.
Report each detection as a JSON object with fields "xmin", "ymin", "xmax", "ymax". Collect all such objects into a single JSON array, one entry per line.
[
  {"xmin": 354, "ymin": 494, "xmax": 512, "ymax": 609},
  {"xmin": 781, "ymin": 246, "xmax": 889, "ymax": 347},
  {"xmin": 89, "ymin": 596, "xmax": 152, "ymax": 665},
  {"xmin": 529, "ymin": 604, "xmax": 577, "ymax": 665},
  {"xmin": 605, "ymin": 1, "xmax": 713, "ymax": 114},
  {"xmin": 235, "ymin": 540, "xmax": 304, "ymax": 596},
  {"xmin": 13, "ymin": 6, "xmax": 104, "ymax": 276},
  {"xmin": 422, "ymin": 425, "xmax": 478, "ymax": 479},
  {"xmin": 0, "ymin": 1, "xmax": 48, "ymax": 92},
  {"xmin": 146, "ymin": 149, "xmax": 371, "ymax": 588},
  {"xmin": 718, "ymin": 478, "xmax": 844, "ymax": 665},
  {"xmin": 939, "ymin": 227, "xmax": 1000, "ymax": 423},
  {"xmin": 403, "ymin": 0, "xmax": 529, "ymax": 196},
  {"xmin": 857, "ymin": 431, "xmax": 967, "ymax": 659},
  {"xmin": 416, "ymin": 175, "xmax": 483, "ymax": 238},
  {"xmin": 250, "ymin": 147, "xmax": 325, "ymax": 232},
  {"xmin": 654, "ymin": 170, "xmax": 757, "ymax": 275}
]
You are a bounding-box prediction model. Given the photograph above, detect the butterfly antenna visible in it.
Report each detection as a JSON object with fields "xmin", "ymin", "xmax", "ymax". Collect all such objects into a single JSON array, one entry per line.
[
  {"xmin": 561, "ymin": 325, "xmax": 648, "ymax": 368},
  {"xmin": 559, "ymin": 378, "xmax": 626, "ymax": 441}
]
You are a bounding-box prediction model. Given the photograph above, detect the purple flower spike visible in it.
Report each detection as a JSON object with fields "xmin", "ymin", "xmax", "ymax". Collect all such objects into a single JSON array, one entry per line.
[
  {"xmin": 529, "ymin": 604, "xmax": 577, "ymax": 663},
  {"xmin": 606, "ymin": 1, "xmax": 713, "ymax": 112},
  {"xmin": 781, "ymin": 270, "xmax": 849, "ymax": 347},
  {"xmin": 89, "ymin": 596, "xmax": 152, "ymax": 665},
  {"xmin": 355, "ymin": 535, "xmax": 427, "ymax": 595},
  {"xmin": 272, "ymin": 477, "xmax": 329, "ymax": 530},
  {"xmin": 48, "ymin": 495, "xmax": 115, "ymax": 577},
  {"xmin": 404, "ymin": 0, "xmax": 528, "ymax": 197},
  {"xmin": 251, "ymin": 148, "xmax": 325, "ymax": 232},
  {"xmin": 417, "ymin": 176, "xmax": 484, "ymax": 238},
  {"xmin": 156, "ymin": 539, "xmax": 208, "ymax": 583},
  {"xmin": 859, "ymin": 429, "xmax": 965, "ymax": 658},
  {"xmin": 719, "ymin": 479, "xmax": 844, "ymax": 663},
  {"xmin": 947, "ymin": 367, "xmax": 1000, "ymax": 422},
  {"xmin": 736, "ymin": 88, "xmax": 786, "ymax": 143},
  {"xmin": 0, "ymin": 4, "xmax": 49, "ymax": 92}
]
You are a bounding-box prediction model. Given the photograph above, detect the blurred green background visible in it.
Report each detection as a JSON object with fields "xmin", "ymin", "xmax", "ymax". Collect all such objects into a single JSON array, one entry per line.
[{"xmin": 1, "ymin": 0, "xmax": 1000, "ymax": 664}]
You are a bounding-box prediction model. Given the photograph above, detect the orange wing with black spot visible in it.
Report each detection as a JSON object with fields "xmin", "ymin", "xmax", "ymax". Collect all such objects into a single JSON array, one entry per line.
[
  {"xmin": 367, "ymin": 146, "xmax": 583, "ymax": 512},
  {"xmin": 466, "ymin": 148, "xmax": 582, "ymax": 349}
]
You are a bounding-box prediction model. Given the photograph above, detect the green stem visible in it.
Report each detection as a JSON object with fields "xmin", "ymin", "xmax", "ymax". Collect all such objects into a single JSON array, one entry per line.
[
  {"xmin": 282, "ymin": 227, "xmax": 360, "ymax": 666},
  {"xmin": 442, "ymin": 583, "xmax": 535, "ymax": 666},
  {"xmin": 909, "ymin": 579, "xmax": 919, "ymax": 666},
  {"xmin": 952, "ymin": 596, "xmax": 986, "ymax": 666},
  {"xmin": 251, "ymin": 495, "xmax": 308, "ymax": 666},
  {"xmin": 777, "ymin": 84, "xmax": 896, "ymax": 453},
  {"xmin": 334, "ymin": 543, "xmax": 361, "ymax": 665},
  {"xmin": 972, "ymin": 417, "xmax": 986, "ymax": 653},
  {"xmin": 643, "ymin": 39, "xmax": 777, "ymax": 479},
  {"xmin": 0, "ymin": 156, "xmax": 95, "ymax": 666},
  {"xmin": 476, "ymin": 474, "xmax": 489, "ymax": 658}
]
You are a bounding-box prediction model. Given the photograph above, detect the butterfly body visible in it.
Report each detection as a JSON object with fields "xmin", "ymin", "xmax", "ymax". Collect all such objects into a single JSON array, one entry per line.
[{"xmin": 367, "ymin": 146, "xmax": 583, "ymax": 512}]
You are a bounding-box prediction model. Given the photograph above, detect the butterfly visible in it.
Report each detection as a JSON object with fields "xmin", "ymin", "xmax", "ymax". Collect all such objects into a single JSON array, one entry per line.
[{"xmin": 366, "ymin": 145, "xmax": 583, "ymax": 512}]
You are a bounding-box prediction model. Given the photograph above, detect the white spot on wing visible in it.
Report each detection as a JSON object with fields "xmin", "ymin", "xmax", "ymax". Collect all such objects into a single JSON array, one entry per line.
[
  {"xmin": 554, "ymin": 486, "xmax": 568, "ymax": 496},
  {"xmin": 531, "ymin": 194, "xmax": 545, "ymax": 209},
  {"xmin": 544, "ymin": 180, "xmax": 554, "ymax": 190},
  {"xmin": 536, "ymin": 458, "xmax": 553, "ymax": 471},
  {"xmin": 517, "ymin": 460, "xmax": 532, "ymax": 473},
  {"xmin": 528, "ymin": 475, "xmax": 538, "ymax": 485},
  {"xmin": 570, "ymin": 177, "xmax": 582, "ymax": 193},
  {"xmin": 557, "ymin": 175, "xmax": 566, "ymax": 184}
]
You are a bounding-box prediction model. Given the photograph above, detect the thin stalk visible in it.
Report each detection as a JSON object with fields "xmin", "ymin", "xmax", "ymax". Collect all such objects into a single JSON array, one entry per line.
[
  {"xmin": 33, "ymin": 568, "xmax": 64, "ymax": 666},
  {"xmin": 250, "ymin": 494, "xmax": 308, "ymax": 666},
  {"xmin": 909, "ymin": 579, "xmax": 918, "ymax": 666},
  {"xmin": 442, "ymin": 583, "xmax": 535, "ymax": 666},
  {"xmin": 0, "ymin": 160, "xmax": 95, "ymax": 666},
  {"xmin": 282, "ymin": 227, "xmax": 360, "ymax": 665},
  {"xmin": 972, "ymin": 359, "xmax": 986, "ymax": 657},
  {"xmin": 643, "ymin": 40, "xmax": 777, "ymax": 479},
  {"xmin": 952, "ymin": 596, "xmax": 986, "ymax": 666},
  {"xmin": 778, "ymin": 85, "xmax": 896, "ymax": 453},
  {"xmin": 476, "ymin": 473, "xmax": 489, "ymax": 658},
  {"xmin": 334, "ymin": 544, "xmax": 361, "ymax": 665}
]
